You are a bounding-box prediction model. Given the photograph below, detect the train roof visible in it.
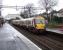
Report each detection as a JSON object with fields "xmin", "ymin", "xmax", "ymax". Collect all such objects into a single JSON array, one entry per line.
[
  {"xmin": 23, "ymin": 17, "xmax": 34, "ymax": 21},
  {"xmin": 22, "ymin": 16, "xmax": 45, "ymax": 20},
  {"xmin": 14, "ymin": 16, "xmax": 45, "ymax": 21}
]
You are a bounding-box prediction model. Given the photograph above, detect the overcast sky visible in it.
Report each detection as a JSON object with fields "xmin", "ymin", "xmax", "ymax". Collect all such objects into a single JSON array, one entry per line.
[{"xmin": 1, "ymin": 0, "xmax": 63, "ymax": 16}]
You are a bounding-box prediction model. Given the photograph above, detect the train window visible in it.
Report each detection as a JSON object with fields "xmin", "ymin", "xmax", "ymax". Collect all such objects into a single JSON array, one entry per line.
[{"xmin": 35, "ymin": 19, "xmax": 45, "ymax": 24}]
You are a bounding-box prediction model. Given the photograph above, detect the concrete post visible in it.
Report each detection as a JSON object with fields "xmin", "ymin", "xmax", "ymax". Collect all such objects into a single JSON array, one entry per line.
[
  {"xmin": 0, "ymin": 7, "xmax": 1, "ymax": 16},
  {"xmin": 0, "ymin": 0, "xmax": 2, "ymax": 16}
]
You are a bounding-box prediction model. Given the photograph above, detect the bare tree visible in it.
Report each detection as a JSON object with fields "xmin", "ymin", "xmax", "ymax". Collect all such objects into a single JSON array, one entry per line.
[
  {"xmin": 25, "ymin": 3, "xmax": 36, "ymax": 18},
  {"xmin": 20, "ymin": 10, "xmax": 29, "ymax": 18},
  {"xmin": 39, "ymin": 0, "xmax": 57, "ymax": 20},
  {"xmin": 20, "ymin": 3, "xmax": 36, "ymax": 18}
]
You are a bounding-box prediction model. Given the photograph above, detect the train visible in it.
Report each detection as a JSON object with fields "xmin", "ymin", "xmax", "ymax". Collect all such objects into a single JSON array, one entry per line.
[{"xmin": 12, "ymin": 16, "xmax": 46, "ymax": 33}]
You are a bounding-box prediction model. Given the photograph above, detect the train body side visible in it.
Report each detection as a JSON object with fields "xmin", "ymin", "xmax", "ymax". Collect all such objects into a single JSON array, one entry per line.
[{"xmin": 12, "ymin": 16, "xmax": 46, "ymax": 32}]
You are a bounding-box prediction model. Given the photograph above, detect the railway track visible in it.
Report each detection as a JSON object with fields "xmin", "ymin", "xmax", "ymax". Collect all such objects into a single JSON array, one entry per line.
[{"xmin": 12, "ymin": 24, "xmax": 63, "ymax": 50}]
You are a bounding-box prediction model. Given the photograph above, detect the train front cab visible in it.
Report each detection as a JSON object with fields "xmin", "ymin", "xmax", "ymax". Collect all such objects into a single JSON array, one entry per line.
[{"xmin": 33, "ymin": 16, "xmax": 46, "ymax": 32}]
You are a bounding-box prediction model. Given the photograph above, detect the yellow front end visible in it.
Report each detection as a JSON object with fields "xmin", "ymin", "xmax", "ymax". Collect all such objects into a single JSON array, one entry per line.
[
  {"xmin": 34, "ymin": 16, "xmax": 46, "ymax": 30},
  {"xmin": 36, "ymin": 24, "xmax": 45, "ymax": 29}
]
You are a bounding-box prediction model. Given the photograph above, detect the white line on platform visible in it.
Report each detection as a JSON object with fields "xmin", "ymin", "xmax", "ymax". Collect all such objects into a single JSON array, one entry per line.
[{"xmin": 8, "ymin": 24, "xmax": 42, "ymax": 50}]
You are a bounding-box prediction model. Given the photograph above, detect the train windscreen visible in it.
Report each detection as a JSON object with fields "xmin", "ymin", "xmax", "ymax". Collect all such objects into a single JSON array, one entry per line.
[{"xmin": 35, "ymin": 19, "xmax": 45, "ymax": 24}]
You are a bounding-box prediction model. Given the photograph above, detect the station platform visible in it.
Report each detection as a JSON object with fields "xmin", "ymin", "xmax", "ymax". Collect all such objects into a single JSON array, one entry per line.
[
  {"xmin": 0, "ymin": 23, "xmax": 41, "ymax": 50},
  {"xmin": 46, "ymin": 28, "xmax": 63, "ymax": 34}
]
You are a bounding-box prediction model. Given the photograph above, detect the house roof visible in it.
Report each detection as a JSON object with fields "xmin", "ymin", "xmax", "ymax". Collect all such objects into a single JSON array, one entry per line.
[{"xmin": 59, "ymin": 8, "xmax": 63, "ymax": 13}]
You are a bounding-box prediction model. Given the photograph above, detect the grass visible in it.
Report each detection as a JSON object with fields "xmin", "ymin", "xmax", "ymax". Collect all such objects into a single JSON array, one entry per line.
[{"xmin": 47, "ymin": 22, "xmax": 63, "ymax": 28}]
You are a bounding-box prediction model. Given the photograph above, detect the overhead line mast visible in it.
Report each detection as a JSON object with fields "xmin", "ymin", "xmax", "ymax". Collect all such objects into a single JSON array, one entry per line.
[{"xmin": 0, "ymin": 0, "xmax": 2, "ymax": 16}]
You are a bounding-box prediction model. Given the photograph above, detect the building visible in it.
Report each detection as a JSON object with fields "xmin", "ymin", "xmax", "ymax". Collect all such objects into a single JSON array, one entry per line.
[
  {"xmin": 52, "ymin": 9, "xmax": 63, "ymax": 17},
  {"xmin": 57, "ymin": 9, "xmax": 63, "ymax": 17}
]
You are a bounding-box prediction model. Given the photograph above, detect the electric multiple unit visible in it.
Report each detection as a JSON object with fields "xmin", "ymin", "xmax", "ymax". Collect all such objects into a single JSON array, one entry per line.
[{"xmin": 12, "ymin": 16, "xmax": 46, "ymax": 32}]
